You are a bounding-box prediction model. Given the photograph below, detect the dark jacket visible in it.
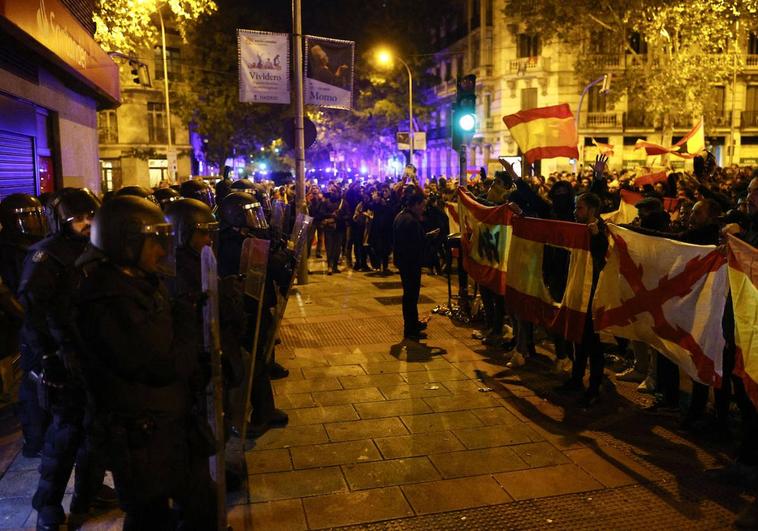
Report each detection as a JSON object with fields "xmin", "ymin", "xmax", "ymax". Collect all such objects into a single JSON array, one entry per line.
[
  {"xmin": 17, "ymin": 233, "xmax": 87, "ymax": 371},
  {"xmin": 393, "ymin": 209, "xmax": 426, "ymax": 270}
]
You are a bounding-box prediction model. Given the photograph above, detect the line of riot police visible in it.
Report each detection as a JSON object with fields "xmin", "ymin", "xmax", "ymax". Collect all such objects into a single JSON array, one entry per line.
[{"xmin": 0, "ymin": 177, "xmax": 295, "ymax": 530}]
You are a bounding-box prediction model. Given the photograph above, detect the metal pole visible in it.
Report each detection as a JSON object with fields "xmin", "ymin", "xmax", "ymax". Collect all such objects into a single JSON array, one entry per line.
[
  {"xmin": 575, "ymin": 75, "xmax": 606, "ymax": 173},
  {"xmin": 292, "ymin": 0, "xmax": 308, "ymax": 284},
  {"xmin": 158, "ymin": 8, "xmax": 175, "ymax": 182},
  {"xmin": 402, "ymin": 60, "xmax": 414, "ymax": 165},
  {"xmin": 729, "ymin": 21, "xmax": 739, "ymax": 166}
]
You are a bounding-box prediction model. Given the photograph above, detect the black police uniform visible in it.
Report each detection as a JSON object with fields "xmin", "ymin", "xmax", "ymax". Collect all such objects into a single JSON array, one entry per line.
[
  {"xmin": 19, "ymin": 233, "xmax": 109, "ymax": 526},
  {"xmin": 76, "ymin": 197, "xmax": 214, "ymax": 529},
  {"xmin": 393, "ymin": 207, "xmax": 426, "ymax": 337},
  {"xmin": 77, "ymin": 263, "xmax": 214, "ymax": 529}
]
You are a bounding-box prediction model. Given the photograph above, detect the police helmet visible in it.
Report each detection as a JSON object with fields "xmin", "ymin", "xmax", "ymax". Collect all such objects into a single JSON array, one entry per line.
[
  {"xmin": 179, "ymin": 180, "xmax": 215, "ymax": 209},
  {"xmin": 91, "ymin": 195, "xmax": 175, "ymax": 275},
  {"xmin": 230, "ymin": 178, "xmax": 255, "ymax": 191},
  {"xmin": 164, "ymin": 198, "xmax": 219, "ymax": 249},
  {"xmin": 0, "ymin": 193, "xmax": 48, "ymax": 240},
  {"xmin": 218, "ymin": 192, "xmax": 268, "ymax": 231},
  {"xmin": 47, "ymin": 187, "xmax": 101, "ymax": 235},
  {"xmin": 116, "ymin": 185, "xmax": 159, "ymax": 206},
  {"xmin": 153, "ymin": 187, "xmax": 182, "ymax": 210}
]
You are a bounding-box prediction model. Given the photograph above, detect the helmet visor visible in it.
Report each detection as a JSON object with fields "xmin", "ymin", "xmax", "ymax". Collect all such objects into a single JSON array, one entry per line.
[
  {"xmin": 14, "ymin": 206, "xmax": 48, "ymax": 238},
  {"xmin": 194, "ymin": 220, "xmax": 220, "ymax": 252},
  {"xmin": 242, "ymin": 202, "xmax": 269, "ymax": 230},
  {"xmin": 141, "ymin": 223, "xmax": 176, "ymax": 277}
]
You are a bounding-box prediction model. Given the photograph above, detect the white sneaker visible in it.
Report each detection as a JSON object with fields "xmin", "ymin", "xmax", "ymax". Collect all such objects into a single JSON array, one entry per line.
[
  {"xmin": 507, "ymin": 352, "xmax": 525, "ymax": 368},
  {"xmin": 554, "ymin": 357, "xmax": 572, "ymax": 374},
  {"xmin": 615, "ymin": 368, "xmax": 646, "ymax": 383},
  {"xmin": 637, "ymin": 376, "xmax": 657, "ymax": 394}
]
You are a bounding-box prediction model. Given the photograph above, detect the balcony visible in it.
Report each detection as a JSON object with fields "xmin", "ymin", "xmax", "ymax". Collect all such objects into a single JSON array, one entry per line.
[
  {"xmin": 580, "ymin": 112, "xmax": 622, "ymax": 129},
  {"xmin": 435, "ymin": 79, "xmax": 457, "ymax": 97},
  {"xmin": 584, "ymin": 54, "xmax": 623, "ymax": 69},
  {"xmin": 742, "ymin": 111, "xmax": 758, "ymax": 128},
  {"xmin": 706, "ymin": 111, "xmax": 732, "ymax": 128},
  {"xmin": 746, "ymin": 55, "xmax": 758, "ymax": 69},
  {"xmin": 624, "ymin": 110, "xmax": 655, "ymax": 128},
  {"xmin": 508, "ymin": 56, "xmax": 549, "ymax": 74}
]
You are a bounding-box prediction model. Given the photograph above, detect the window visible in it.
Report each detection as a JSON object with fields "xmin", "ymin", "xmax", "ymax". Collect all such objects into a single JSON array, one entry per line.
[
  {"xmin": 748, "ymin": 33, "xmax": 758, "ymax": 55},
  {"xmin": 439, "ymin": 107, "xmax": 447, "ymax": 127},
  {"xmin": 484, "ymin": 94, "xmax": 492, "ymax": 119},
  {"xmin": 147, "ymin": 102, "xmax": 167, "ymax": 143},
  {"xmin": 521, "ymin": 87, "xmax": 537, "ymax": 110},
  {"xmin": 628, "ymin": 32, "xmax": 647, "ymax": 55},
  {"xmin": 148, "ymin": 158, "xmax": 168, "ymax": 187},
  {"xmin": 100, "ymin": 159, "xmax": 121, "ymax": 192},
  {"xmin": 587, "ymin": 86, "xmax": 607, "ymax": 113},
  {"xmin": 97, "ymin": 110, "xmax": 118, "ymax": 143},
  {"xmin": 746, "ymin": 86, "xmax": 758, "ymax": 111},
  {"xmin": 517, "ymin": 34, "xmax": 540, "ymax": 59},
  {"xmin": 154, "ymin": 46, "xmax": 180, "ymax": 81}
]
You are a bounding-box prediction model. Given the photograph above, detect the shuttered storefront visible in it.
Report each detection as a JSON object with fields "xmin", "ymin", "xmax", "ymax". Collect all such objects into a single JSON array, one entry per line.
[{"xmin": 0, "ymin": 130, "xmax": 35, "ymax": 198}]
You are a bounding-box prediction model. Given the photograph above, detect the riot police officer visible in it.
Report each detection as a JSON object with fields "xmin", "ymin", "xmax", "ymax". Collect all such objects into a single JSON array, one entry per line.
[
  {"xmin": 17, "ymin": 188, "xmax": 113, "ymax": 528},
  {"xmin": 153, "ymin": 187, "xmax": 182, "ymax": 211},
  {"xmin": 180, "ymin": 179, "xmax": 216, "ymax": 210},
  {"xmin": 76, "ymin": 196, "xmax": 215, "ymax": 529},
  {"xmin": 0, "ymin": 193, "xmax": 47, "ymax": 294},
  {"xmin": 1, "ymin": 194, "xmax": 48, "ymax": 458},
  {"xmin": 217, "ymin": 192, "xmax": 289, "ymax": 437},
  {"xmin": 115, "ymin": 185, "xmax": 158, "ymax": 205}
]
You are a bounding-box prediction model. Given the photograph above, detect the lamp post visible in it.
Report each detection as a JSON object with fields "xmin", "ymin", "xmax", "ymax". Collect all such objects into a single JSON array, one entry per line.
[
  {"xmin": 156, "ymin": 5, "xmax": 176, "ymax": 183},
  {"xmin": 376, "ymin": 49, "xmax": 414, "ymax": 165},
  {"xmin": 575, "ymin": 73, "xmax": 610, "ymax": 173}
]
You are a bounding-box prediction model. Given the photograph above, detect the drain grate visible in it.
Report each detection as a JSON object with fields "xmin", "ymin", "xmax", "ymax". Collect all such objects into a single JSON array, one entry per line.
[{"xmin": 375, "ymin": 295, "xmax": 435, "ymax": 306}]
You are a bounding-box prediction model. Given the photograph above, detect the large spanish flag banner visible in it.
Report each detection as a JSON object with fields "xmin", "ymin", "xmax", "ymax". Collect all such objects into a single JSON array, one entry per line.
[
  {"xmin": 505, "ymin": 217, "xmax": 594, "ymax": 343},
  {"xmin": 503, "ymin": 104, "xmax": 579, "ymax": 164},
  {"xmin": 601, "ymin": 190, "xmax": 681, "ymax": 225},
  {"xmin": 457, "ymin": 189, "xmax": 513, "ymax": 295},
  {"xmin": 727, "ymin": 235, "xmax": 758, "ymax": 408},
  {"xmin": 594, "ymin": 225, "xmax": 728, "ymax": 385}
]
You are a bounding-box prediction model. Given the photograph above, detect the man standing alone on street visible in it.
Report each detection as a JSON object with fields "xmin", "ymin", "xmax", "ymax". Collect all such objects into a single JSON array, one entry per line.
[{"xmin": 393, "ymin": 192, "xmax": 436, "ymax": 340}]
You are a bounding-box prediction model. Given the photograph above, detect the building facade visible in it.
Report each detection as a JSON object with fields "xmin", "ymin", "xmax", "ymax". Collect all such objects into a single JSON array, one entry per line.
[
  {"xmin": 421, "ymin": 0, "xmax": 758, "ymax": 179},
  {"xmin": 0, "ymin": 0, "xmax": 119, "ymax": 198},
  {"xmin": 97, "ymin": 23, "xmax": 192, "ymax": 191}
]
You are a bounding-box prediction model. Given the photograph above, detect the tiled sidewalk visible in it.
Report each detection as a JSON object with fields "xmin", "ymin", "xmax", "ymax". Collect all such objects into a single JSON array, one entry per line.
[{"xmin": 0, "ymin": 259, "xmax": 752, "ymax": 529}]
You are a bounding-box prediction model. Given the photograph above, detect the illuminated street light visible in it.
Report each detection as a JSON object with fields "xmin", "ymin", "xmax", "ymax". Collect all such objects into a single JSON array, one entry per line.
[
  {"xmin": 374, "ymin": 47, "xmax": 415, "ymax": 164},
  {"xmin": 458, "ymin": 113, "xmax": 476, "ymax": 132}
]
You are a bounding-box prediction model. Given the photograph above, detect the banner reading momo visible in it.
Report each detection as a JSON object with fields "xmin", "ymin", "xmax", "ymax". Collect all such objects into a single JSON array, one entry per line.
[
  {"xmin": 305, "ymin": 35, "xmax": 354, "ymax": 110},
  {"xmin": 238, "ymin": 29, "xmax": 290, "ymax": 104}
]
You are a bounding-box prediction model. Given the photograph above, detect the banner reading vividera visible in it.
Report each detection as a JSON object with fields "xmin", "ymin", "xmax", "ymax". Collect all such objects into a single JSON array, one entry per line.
[
  {"xmin": 305, "ymin": 35, "xmax": 355, "ymax": 110},
  {"xmin": 237, "ymin": 29, "xmax": 290, "ymax": 104}
]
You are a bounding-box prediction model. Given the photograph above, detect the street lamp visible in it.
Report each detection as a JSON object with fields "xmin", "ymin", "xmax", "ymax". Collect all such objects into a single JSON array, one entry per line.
[
  {"xmin": 375, "ymin": 48, "xmax": 414, "ymax": 165},
  {"xmin": 135, "ymin": 0, "xmax": 176, "ymax": 182}
]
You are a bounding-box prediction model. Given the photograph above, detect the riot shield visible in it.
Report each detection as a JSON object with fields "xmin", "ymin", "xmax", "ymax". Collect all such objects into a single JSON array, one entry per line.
[
  {"xmin": 237, "ymin": 236, "xmax": 270, "ymax": 445},
  {"xmin": 270, "ymin": 199, "xmax": 285, "ymax": 240},
  {"xmin": 201, "ymin": 246, "xmax": 227, "ymax": 530},
  {"xmin": 263, "ymin": 213, "xmax": 312, "ymax": 366}
]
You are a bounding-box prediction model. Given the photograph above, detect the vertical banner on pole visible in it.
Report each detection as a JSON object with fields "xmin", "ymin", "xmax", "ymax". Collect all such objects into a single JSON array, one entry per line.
[
  {"xmin": 304, "ymin": 35, "xmax": 355, "ymax": 110},
  {"xmin": 237, "ymin": 29, "xmax": 291, "ymax": 104}
]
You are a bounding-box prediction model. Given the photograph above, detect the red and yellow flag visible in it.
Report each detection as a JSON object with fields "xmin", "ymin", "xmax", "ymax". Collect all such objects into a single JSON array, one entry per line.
[
  {"xmin": 601, "ymin": 190, "xmax": 680, "ymax": 225},
  {"xmin": 727, "ymin": 235, "xmax": 758, "ymax": 408},
  {"xmin": 505, "ymin": 217, "xmax": 594, "ymax": 343},
  {"xmin": 635, "ymin": 119, "xmax": 704, "ymax": 159},
  {"xmin": 457, "ymin": 189, "xmax": 514, "ymax": 295},
  {"xmin": 503, "ymin": 104, "xmax": 579, "ymax": 164}
]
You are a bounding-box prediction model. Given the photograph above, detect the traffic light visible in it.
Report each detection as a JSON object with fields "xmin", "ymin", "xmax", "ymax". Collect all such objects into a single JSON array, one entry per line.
[{"xmin": 452, "ymin": 74, "xmax": 477, "ymax": 149}]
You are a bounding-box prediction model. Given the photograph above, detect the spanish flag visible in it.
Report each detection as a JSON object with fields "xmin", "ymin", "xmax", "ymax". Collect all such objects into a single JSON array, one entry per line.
[
  {"xmin": 503, "ymin": 104, "xmax": 579, "ymax": 164},
  {"xmin": 504, "ymin": 217, "xmax": 594, "ymax": 343},
  {"xmin": 600, "ymin": 190, "xmax": 681, "ymax": 225},
  {"xmin": 727, "ymin": 235, "xmax": 758, "ymax": 408},
  {"xmin": 635, "ymin": 119, "xmax": 705, "ymax": 159}
]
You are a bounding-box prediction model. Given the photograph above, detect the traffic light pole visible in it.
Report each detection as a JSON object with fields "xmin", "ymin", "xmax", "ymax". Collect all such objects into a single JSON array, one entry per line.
[
  {"xmin": 457, "ymin": 143, "xmax": 469, "ymax": 313},
  {"xmin": 292, "ymin": 0, "xmax": 308, "ymax": 285}
]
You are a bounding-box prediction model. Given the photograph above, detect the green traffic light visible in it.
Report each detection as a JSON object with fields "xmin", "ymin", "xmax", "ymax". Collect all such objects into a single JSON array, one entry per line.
[{"xmin": 458, "ymin": 113, "xmax": 476, "ymax": 132}]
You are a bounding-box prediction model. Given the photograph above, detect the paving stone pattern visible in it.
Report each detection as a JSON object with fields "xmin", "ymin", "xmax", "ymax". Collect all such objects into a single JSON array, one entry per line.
[{"xmin": 0, "ymin": 261, "xmax": 752, "ymax": 529}]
